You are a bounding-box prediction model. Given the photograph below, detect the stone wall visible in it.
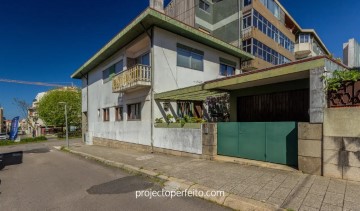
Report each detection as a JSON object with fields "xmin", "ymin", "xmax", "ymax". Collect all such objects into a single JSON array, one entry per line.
[
  {"xmin": 202, "ymin": 123, "xmax": 217, "ymax": 160},
  {"xmin": 323, "ymin": 108, "xmax": 360, "ymax": 182},
  {"xmin": 298, "ymin": 123, "xmax": 323, "ymax": 175}
]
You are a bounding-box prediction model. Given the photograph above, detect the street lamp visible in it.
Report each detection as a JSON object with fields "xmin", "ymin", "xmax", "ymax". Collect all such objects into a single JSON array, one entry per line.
[{"xmin": 58, "ymin": 102, "xmax": 69, "ymax": 148}]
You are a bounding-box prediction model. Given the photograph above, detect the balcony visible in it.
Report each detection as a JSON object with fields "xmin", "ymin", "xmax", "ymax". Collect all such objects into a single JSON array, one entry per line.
[
  {"xmin": 112, "ymin": 64, "xmax": 151, "ymax": 93},
  {"xmin": 241, "ymin": 60, "xmax": 257, "ymax": 71},
  {"xmin": 242, "ymin": 27, "xmax": 254, "ymax": 40}
]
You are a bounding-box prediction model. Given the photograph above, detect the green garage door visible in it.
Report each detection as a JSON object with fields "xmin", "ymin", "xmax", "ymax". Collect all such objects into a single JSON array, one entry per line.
[{"xmin": 217, "ymin": 122, "xmax": 298, "ymax": 166}]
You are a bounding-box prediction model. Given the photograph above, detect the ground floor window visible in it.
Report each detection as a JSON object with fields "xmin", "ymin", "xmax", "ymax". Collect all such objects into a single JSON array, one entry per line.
[
  {"xmin": 115, "ymin": 107, "xmax": 123, "ymax": 121},
  {"xmin": 127, "ymin": 103, "xmax": 141, "ymax": 120},
  {"xmin": 103, "ymin": 108, "xmax": 110, "ymax": 121}
]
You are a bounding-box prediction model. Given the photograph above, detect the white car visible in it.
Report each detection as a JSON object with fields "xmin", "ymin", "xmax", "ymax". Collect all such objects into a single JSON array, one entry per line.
[{"xmin": 0, "ymin": 133, "xmax": 9, "ymax": 140}]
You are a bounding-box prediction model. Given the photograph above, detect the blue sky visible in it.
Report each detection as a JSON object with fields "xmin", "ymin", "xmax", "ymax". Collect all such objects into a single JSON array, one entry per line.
[{"xmin": 0, "ymin": 0, "xmax": 359, "ymax": 119}]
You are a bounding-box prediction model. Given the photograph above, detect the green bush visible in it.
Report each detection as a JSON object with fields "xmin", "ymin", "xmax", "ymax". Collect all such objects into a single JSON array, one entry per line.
[
  {"xmin": 323, "ymin": 70, "xmax": 360, "ymax": 91},
  {"xmin": 0, "ymin": 136, "xmax": 47, "ymax": 146}
]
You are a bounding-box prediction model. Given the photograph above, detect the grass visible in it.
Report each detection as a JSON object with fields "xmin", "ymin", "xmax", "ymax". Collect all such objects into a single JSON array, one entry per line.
[{"xmin": 0, "ymin": 136, "xmax": 48, "ymax": 146}]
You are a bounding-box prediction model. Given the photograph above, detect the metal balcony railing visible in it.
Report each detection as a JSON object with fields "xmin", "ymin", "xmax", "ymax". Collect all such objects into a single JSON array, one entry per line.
[{"xmin": 112, "ymin": 64, "xmax": 151, "ymax": 93}]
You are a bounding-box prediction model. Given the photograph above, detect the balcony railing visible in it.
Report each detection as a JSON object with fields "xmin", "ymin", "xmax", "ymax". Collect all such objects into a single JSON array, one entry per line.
[
  {"xmin": 241, "ymin": 60, "xmax": 257, "ymax": 71},
  {"xmin": 242, "ymin": 27, "xmax": 254, "ymax": 40},
  {"xmin": 112, "ymin": 64, "xmax": 151, "ymax": 93}
]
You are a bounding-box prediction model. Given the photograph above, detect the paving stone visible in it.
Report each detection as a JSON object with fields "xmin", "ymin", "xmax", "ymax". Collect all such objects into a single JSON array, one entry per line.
[
  {"xmin": 327, "ymin": 179, "xmax": 346, "ymax": 194},
  {"xmin": 302, "ymin": 193, "xmax": 324, "ymax": 209},
  {"xmin": 238, "ymin": 185, "xmax": 262, "ymax": 198},
  {"xmin": 345, "ymin": 190, "xmax": 360, "ymax": 203},
  {"xmin": 271, "ymin": 187, "xmax": 292, "ymax": 199},
  {"xmin": 219, "ymin": 182, "xmax": 239, "ymax": 192},
  {"xmin": 280, "ymin": 178, "xmax": 299, "ymax": 189},
  {"xmin": 308, "ymin": 185, "xmax": 328, "ymax": 196},
  {"xmin": 282, "ymin": 197, "xmax": 304, "ymax": 211},
  {"xmin": 323, "ymin": 192, "xmax": 344, "ymax": 207},
  {"xmin": 344, "ymin": 200, "xmax": 360, "ymax": 211},
  {"xmin": 289, "ymin": 187, "xmax": 310, "ymax": 198},
  {"xmin": 231, "ymin": 184, "xmax": 248, "ymax": 195},
  {"xmin": 267, "ymin": 197, "xmax": 285, "ymax": 206},
  {"xmin": 252, "ymin": 189, "xmax": 273, "ymax": 202},
  {"xmin": 313, "ymin": 177, "xmax": 330, "ymax": 186},
  {"xmin": 272, "ymin": 174, "xmax": 287, "ymax": 183},
  {"xmin": 299, "ymin": 205, "xmax": 320, "ymax": 211},
  {"xmin": 262, "ymin": 181, "xmax": 282, "ymax": 191},
  {"xmin": 320, "ymin": 203, "xmax": 342, "ymax": 211}
]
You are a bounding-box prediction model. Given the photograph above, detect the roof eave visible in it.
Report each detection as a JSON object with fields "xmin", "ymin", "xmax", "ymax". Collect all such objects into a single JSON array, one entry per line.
[{"xmin": 71, "ymin": 8, "xmax": 254, "ymax": 79}]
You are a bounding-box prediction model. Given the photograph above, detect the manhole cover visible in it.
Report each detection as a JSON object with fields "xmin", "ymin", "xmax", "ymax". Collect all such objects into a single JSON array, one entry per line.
[
  {"xmin": 87, "ymin": 176, "xmax": 154, "ymax": 195},
  {"xmin": 136, "ymin": 155, "xmax": 154, "ymax": 161},
  {"xmin": 24, "ymin": 148, "xmax": 50, "ymax": 154}
]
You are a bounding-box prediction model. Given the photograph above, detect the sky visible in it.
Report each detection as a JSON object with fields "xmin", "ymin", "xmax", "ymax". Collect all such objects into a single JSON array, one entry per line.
[{"xmin": 0, "ymin": 0, "xmax": 359, "ymax": 119}]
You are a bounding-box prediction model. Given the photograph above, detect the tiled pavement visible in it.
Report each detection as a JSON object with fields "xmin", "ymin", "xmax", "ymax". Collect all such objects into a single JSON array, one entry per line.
[{"xmin": 69, "ymin": 144, "xmax": 360, "ymax": 211}]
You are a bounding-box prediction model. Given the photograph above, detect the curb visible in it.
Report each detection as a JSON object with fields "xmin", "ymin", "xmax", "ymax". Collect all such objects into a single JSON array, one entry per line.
[{"xmin": 57, "ymin": 147, "xmax": 283, "ymax": 211}]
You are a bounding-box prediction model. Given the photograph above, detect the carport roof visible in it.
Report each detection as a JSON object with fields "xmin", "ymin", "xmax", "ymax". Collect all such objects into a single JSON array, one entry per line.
[
  {"xmin": 71, "ymin": 8, "xmax": 254, "ymax": 79},
  {"xmin": 155, "ymin": 56, "xmax": 346, "ymax": 101}
]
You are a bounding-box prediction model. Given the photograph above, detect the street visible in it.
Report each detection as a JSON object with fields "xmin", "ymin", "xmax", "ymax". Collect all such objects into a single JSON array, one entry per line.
[{"xmin": 0, "ymin": 141, "xmax": 228, "ymax": 211}]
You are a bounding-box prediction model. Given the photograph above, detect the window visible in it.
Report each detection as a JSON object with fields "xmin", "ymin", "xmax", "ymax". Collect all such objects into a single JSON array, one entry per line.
[
  {"xmin": 177, "ymin": 44, "xmax": 204, "ymax": 71},
  {"xmin": 219, "ymin": 58, "xmax": 236, "ymax": 76},
  {"xmin": 103, "ymin": 65, "xmax": 116, "ymax": 82},
  {"xmin": 252, "ymin": 9, "xmax": 294, "ymax": 52},
  {"xmin": 115, "ymin": 107, "xmax": 123, "ymax": 121},
  {"xmin": 299, "ymin": 34, "xmax": 311, "ymax": 43},
  {"xmin": 260, "ymin": 0, "xmax": 281, "ymax": 20},
  {"xmin": 127, "ymin": 103, "xmax": 141, "ymax": 120},
  {"xmin": 245, "ymin": 38, "xmax": 291, "ymax": 65},
  {"xmin": 115, "ymin": 60, "xmax": 123, "ymax": 74},
  {"xmin": 243, "ymin": 14, "xmax": 252, "ymax": 29},
  {"xmin": 199, "ymin": 0, "xmax": 210, "ymax": 12},
  {"xmin": 244, "ymin": 0, "xmax": 252, "ymax": 7},
  {"xmin": 242, "ymin": 39, "xmax": 252, "ymax": 54},
  {"xmin": 103, "ymin": 108, "xmax": 110, "ymax": 122},
  {"xmin": 137, "ymin": 53, "xmax": 150, "ymax": 66}
]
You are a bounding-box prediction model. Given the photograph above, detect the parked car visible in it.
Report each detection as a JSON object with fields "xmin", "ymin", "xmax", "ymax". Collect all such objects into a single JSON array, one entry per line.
[{"xmin": 0, "ymin": 133, "xmax": 9, "ymax": 140}]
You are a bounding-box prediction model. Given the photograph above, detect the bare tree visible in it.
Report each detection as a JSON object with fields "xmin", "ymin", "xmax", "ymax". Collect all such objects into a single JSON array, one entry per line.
[{"xmin": 13, "ymin": 98, "xmax": 37, "ymax": 131}]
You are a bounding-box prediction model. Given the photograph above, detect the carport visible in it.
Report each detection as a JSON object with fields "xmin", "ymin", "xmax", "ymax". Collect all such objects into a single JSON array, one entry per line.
[{"xmin": 155, "ymin": 56, "xmax": 340, "ymax": 166}]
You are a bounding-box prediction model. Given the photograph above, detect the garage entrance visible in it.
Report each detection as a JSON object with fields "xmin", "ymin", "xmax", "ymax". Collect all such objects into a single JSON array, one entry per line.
[
  {"xmin": 217, "ymin": 122, "xmax": 298, "ymax": 166},
  {"xmin": 237, "ymin": 89, "xmax": 309, "ymax": 122}
]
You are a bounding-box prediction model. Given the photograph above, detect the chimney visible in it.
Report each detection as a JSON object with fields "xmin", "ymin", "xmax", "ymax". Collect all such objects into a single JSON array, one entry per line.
[{"xmin": 150, "ymin": 0, "xmax": 164, "ymax": 13}]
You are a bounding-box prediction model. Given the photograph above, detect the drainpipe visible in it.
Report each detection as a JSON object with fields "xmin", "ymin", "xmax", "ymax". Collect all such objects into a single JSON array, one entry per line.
[
  {"xmin": 80, "ymin": 71, "xmax": 89, "ymax": 143},
  {"xmin": 150, "ymin": 27, "xmax": 155, "ymax": 152},
  {"xmin": 238, "ymin": 0, "xmax": 242, "ymax": 48},
  {"xmin": 141, "ymin": 22, "xmax": 155, "ymax": 152}
]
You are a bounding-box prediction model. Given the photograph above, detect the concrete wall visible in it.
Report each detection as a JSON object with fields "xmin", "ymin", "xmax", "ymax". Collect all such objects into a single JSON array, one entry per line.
[
  {"xmin": 323, "ymin": 108, "xmax": 360, "ymax": 182},
  {"xmin": 298, "ymin": 123, "xmax": 323, "ymax": 175},
  {"xmin": 153, "ymin": 127, "xmax": 202, "ymax": 154}
]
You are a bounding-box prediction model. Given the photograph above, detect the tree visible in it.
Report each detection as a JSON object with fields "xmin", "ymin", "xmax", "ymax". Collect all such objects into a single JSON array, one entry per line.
[
  {"xmin": 13, "ymin": 98, "xmax": 36, "ymax": 129},
  {"xmin": 37, "ymin": 88, "xmax": 82, "ymax": 128}
]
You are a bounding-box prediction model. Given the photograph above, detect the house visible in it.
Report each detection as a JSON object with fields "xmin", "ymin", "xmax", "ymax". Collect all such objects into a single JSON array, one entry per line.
[
  {"xmin": 72, "ymin": 0, "xmax": 360, "ymax": 181},
  {"xmin": 28, "ymin": 92, "xmax": 46, "ymax": 136}
]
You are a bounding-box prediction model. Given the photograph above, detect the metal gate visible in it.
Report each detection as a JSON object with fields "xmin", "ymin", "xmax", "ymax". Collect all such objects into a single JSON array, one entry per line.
[{"xmin": 217, "ymin": 122, "xmax": 298, "ymax": 166}]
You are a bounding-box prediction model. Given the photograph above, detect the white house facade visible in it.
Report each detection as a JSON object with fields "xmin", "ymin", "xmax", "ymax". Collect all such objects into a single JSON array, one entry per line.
[{"xmin": 73, "ymin": 8, "xmax": 253, "ymax": 155}]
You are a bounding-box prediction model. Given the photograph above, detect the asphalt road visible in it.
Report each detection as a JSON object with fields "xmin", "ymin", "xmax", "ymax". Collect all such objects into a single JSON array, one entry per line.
[{"xmin": 0, "ymin": 141, "xmax": 228, "ymax": 211}]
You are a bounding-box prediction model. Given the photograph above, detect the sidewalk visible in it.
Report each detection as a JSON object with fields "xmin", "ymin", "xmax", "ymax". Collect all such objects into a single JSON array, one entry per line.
[{"xmin": 66, "ymin": 144, "xmax": 360, "ymax": 211}]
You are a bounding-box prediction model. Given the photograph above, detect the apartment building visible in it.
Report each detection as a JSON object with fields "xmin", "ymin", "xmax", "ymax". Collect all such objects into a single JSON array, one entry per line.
[
  {"xmin": 343, "ymin": 38, "xmax": 360, "ymax": 70},
  {"xmin": 165, "ymin": 0, "xmax": 330, "ymax": 71}
]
